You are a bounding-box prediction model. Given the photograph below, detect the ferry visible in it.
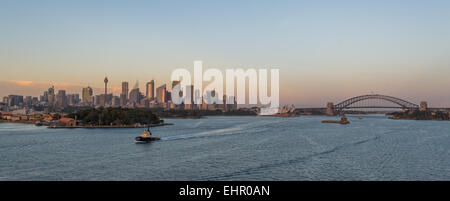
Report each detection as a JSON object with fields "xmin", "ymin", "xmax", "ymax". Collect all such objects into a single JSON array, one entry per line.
[
  {"xmin": 259, "ymin": 105, "xmax": 298, "ymax": 117},
  {"xmin": 135, "ymin": 127, "xmax": 160, "ymax": 143}
]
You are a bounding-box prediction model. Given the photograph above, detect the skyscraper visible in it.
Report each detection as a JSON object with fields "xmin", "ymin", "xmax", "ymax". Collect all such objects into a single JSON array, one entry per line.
[
  {"xmin": 48, "ymin": 86, "xmax": 54, "ymax": 96},
  {"xmin": 82, "ymin": 87, "xmax": 93, "ymax": 103},
  {"xmin": 120, "ymin": 82, "xmax": 129, "ymax": 106},
  {"xmin": 156, "ymin": 84, "xmax": 166, "ymax": 103},
  {"xmin": 48, "ymin": 86, "xmax": 55, "ymax": 106},
  {"xmin": 146, "ymin": 80, "xmax": 155, "ymax": 100},
  {"xmin": 42, "ymin": 91, "xmax": 48, "ymax": 102},
  {"xmin": 122, "ymin": 82, "xmax": 129, "ymax": 99},
  {"xmin": 120, "ymin": 94, "xmax": 127, "ymax": 106},
  {"xmin": 172, "ymin": 80, "xmax": 180, "ymax": 92},
  {"xmin": 112, "ymin": 96, "xmax": 120, "ymax": 107},
  {"xmin": 7, "ymin": 95, "xmax": 23, "ymax": 107},
  {"xmin": 184, "ymin": 85, "xmax": 194, "ymax": 110},
  {"xmin": 56, "ymin": 90, "xmax": 67, "ymax": 108},
  {"xmin": 129, "ymin": 88, "xmax": 141, "ymax": 105},
  {"xmin": 25, "ymin": 96, "xmax": 32, "ymax": 107}
]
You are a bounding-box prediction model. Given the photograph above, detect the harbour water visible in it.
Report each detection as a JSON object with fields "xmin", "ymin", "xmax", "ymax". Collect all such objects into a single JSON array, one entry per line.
[{"xmin": 1, "ymin": 115, "xmax": 450, "ymax": 181}]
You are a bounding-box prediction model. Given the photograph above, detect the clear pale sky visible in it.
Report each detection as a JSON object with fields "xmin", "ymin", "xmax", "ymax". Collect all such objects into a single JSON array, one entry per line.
[{"xmin": 1, "ymin": 0, "xmax": 450, "ymax": 107}]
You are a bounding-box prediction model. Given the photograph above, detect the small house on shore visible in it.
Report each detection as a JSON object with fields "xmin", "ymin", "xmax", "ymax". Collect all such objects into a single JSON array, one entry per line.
[{"xmin": 58, "ymin": 117, "xmax": 76, "ymax": 127}]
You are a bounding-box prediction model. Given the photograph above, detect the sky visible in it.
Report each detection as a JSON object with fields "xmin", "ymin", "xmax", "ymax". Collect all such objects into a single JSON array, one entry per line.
[{"xmin": 1, "ymin": 0, "xmax": 450, "ymax": 107}]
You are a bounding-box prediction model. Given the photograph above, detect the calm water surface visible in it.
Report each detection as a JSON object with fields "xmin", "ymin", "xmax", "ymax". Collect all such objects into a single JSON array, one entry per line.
[{"xmin": 1, "ymin": 115, "xmax": 450, "ymax": 181}]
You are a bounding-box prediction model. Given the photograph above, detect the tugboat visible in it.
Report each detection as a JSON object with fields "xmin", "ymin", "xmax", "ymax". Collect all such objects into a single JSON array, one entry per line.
[{"xmin": 135, "ymin": 126, "xmax": 160, "ymax": 143}]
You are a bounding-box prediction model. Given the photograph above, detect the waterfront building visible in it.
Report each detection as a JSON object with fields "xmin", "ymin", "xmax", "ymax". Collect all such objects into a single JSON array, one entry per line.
[{"xmin": 58, "ymin": 117, "xmax": 76, "ymax": 127}]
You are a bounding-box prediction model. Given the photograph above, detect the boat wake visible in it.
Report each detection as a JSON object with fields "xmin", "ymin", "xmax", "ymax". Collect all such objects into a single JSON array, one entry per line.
[
  {"xmin": 199, "ymin": 135, "xmax": 380, "ymax": 180},
  {"xmin": 161, "ymin": 119, "xmax": 283, "ymax": 142}
]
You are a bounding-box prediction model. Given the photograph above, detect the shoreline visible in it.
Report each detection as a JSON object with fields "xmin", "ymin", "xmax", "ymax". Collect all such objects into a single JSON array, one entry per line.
[
  {"xmin": 0, "ymin": 120, "xmax": 174, "ymax": 128},
  {"xmin": 389, "ymin": 117, "xmax": 450, "ymax": 121},
  {"xmin": 48, "ymin": 122, "xmax": 174, "ymax": 129},
  {"xmin": 0, "ymin": 120, "xmax": 36, "ymax": 125}
]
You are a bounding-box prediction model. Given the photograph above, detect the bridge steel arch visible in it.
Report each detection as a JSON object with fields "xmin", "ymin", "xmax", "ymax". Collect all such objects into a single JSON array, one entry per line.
[{"xmin": 334, "ymin": 94, "xmax": 419, "ymax": 114}]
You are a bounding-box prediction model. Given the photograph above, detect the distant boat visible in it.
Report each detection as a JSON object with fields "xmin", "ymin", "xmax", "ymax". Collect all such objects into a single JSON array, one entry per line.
[
  {"xmin": 259, "ymin": 105, "xmax": 298, "ymax": 117},
  {"xmin": 322, "ymin": 117, "xmax": 350, "ymax": 125},
  {"xmin": 359, "ymin": 116, "xmax": 363, "ymax": 120},
  {"xmin": 135, "ymin": 127, "xmax": 160, "ymax": 143}
]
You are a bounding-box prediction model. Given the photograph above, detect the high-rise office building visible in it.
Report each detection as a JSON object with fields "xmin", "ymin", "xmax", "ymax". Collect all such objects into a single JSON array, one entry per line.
[
  {"xmin": 42, "ymin": 91, "xmax": 48, "ymax": 102},
  {"xmin": 129, "ymin": 88, "xmax": 141, "ymax": 105},
  {"xmin": 100, "ymin": 94, "xmax": 112, "ymax": 106},
  {"xmin": 156, "ymin": 84, "xmax": 166, "ymax": 103},
  {"xmin": 82, "ymin": 87, "xmax": 93, "ymax": 103},
  {"xmin": 32, "ymin": 97, "xmax": 39, "ymax": 106},
  {"xmin": 223, "ymin": 94, "xmax": 227, "ymax": 111},
  {"xmin": 122, "ymin": 82, "xmax": 129, "ymax": 99},
  {"xmin": 2, "ymin": 96, "xmax": 8, "ymax": 104},
  {"xmin": 146, "ymin": 80, "xmax": 155, "ymax": 100},
  {"xmin": 48, "ymin": 86, "xmax": 55, "ymax": 106},
  {"xmin": 7, "ymin": 95, "xmax": 23, "ymax": 107},
  {"xmin": 67, "ymin": 94, "xmax": 79, "ymax": 106},
  {"xmin": 172, "ymin": 80, "xmax": 180, "ymax": 91},
  {"xmin": 184, "ymin": 85, "xmax": 194, "ymax": 110},
  {"xmin": 48, "ymin": 86, "xmax": 55, "ymax": 96},
  {"xmin": 56, "ymin": 90, "xmax": 67, "ymax": 108},
  {"xmin": 112, "ymin": 96, "xmax": 120, "ymax": 107},
  {"xmin": 94, "ymin": 95, "xmax": 101, "ymax": 106},
  {"xmin": 25, "ymin": 96, "xmax": 32, "ymax": 107},
  {"xmin": 120, "ymin": 94, "xmax": 127, "ymax": 106}
]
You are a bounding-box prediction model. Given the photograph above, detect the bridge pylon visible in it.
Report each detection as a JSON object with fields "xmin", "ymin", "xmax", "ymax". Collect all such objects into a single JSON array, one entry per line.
[
  {"xmin": 420, "ymin": 101, "xmax": 428, "ymax": 111},
  {"xmin": 326, "ymin": 102, "xmax": 335, "ymax": 116}
]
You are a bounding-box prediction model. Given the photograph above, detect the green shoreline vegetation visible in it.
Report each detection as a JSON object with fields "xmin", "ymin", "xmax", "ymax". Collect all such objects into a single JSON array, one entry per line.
[
  {"xmin": 65, "ymin": 107, "xmax": 258, "ymax": 126},
  {"xmin": 66, "ymin": 107, "xmax": 162, "ymax": 126},
  {"xmin": 389, "ymin": 110, "xmax": 450, "ymax": 121}
]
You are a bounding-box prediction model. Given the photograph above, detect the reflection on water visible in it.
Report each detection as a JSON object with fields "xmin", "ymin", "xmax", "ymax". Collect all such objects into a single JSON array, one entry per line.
[{"xmin": 1, "ymin": 115, "xmax": 450, "ymax": 181}]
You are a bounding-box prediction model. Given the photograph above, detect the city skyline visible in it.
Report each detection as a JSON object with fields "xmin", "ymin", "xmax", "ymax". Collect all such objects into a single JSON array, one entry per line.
[{"xmin": 1, "ymin": 1, "xmax": 450, "ymax": 107}]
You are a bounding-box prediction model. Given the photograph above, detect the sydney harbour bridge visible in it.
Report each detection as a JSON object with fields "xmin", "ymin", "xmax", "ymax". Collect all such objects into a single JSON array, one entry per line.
[{"xmin": 324, "ymin": 94, "xmax": 428, "ymax": 115}]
